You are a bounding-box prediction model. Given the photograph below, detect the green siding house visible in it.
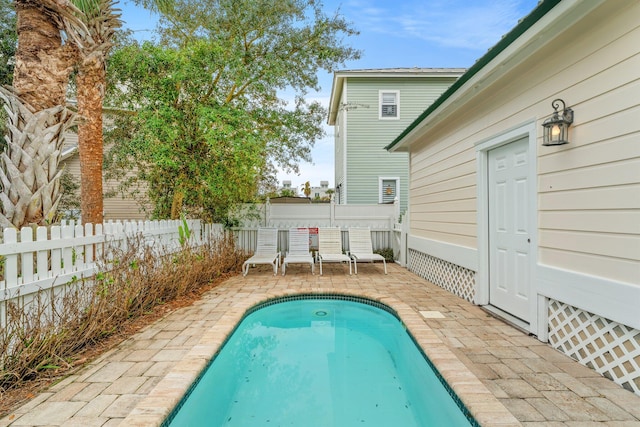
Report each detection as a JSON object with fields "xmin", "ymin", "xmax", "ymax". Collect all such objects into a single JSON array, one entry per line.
[{"xmin": 327, "ymin": 68, "xmax": 464, "ymax": 214}]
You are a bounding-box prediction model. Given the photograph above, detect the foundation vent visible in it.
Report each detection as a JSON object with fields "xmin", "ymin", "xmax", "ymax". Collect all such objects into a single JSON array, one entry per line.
[
  {"xmin": 548, "ymin": 299, "xmax": 640, "ymax": 395},
  {"xmin": 408, "ymin": 249, "xmax": 476, "ymax": 302}
]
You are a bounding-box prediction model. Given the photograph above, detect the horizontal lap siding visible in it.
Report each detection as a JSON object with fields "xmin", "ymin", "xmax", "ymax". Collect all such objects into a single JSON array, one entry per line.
[
  {"xmin": 409, "ymin": 0, "xmax": 640, "ymax": 284},
  {"xmin": 410, "ymin": 131, "xmax": 477, "ymax": 247},
  {"xmin": 536, "ymin": 5, "xmax": 640, "ymax": 284},
  {"xmin": 62, "ymin": 138, "xmax": 150, "ymax": 221},
  {"xmin": 346, "ymin": 77, "xmax": 457, "ymax": 212}
]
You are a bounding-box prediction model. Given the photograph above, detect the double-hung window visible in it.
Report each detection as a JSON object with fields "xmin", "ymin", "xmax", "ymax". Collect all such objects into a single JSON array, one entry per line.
[{"xmin": 379, "ymin": 90, "xmax": 399, "ymax": 119}]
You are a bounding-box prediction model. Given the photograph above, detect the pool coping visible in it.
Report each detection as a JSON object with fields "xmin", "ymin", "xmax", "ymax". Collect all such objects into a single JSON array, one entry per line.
[{"xmin": 122, "ymin": 288, "xmax": 520, "ymax": 427}]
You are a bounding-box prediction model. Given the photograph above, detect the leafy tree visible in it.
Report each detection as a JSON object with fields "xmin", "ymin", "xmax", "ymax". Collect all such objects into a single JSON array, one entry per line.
[
  {"xmin": 0, "ymin": 0, "xmax": 15, "ymax": 87},
  {"xmin": 0, "ymin": 0, "xmax": 16, "ymax": 147},
  {"xmin": 105, "ymin": 0, "xmax": 359, "ymax": 222},
  {"xmin": 301, "ymin": 181, "xmax": 311, "ymax": 197},
  {"xmin": 324, "ymin": 188, "xmax": 335, "ymax": 201},
  {"xmin": 279, "ymin": 188, "xmax": 297, "ymax": 198}
]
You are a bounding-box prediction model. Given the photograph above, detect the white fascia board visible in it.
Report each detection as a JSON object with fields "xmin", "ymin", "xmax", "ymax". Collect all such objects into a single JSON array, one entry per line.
[
  {"xmin": 389, "ymin": 0, "xmax": 606, "ymax": 152},
  {"xmin": 328, "ymin": 74, "xmax": 344, "ymax": 125}
]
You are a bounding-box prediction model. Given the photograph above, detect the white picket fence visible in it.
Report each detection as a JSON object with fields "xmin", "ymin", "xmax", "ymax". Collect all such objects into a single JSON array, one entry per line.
[
  {"xmin": 0, "ymin": 206, "xmax": 407, "ymax": 329},
  {"xmin": 0, "ymin": 219, "xmax": 211, "ymax": 329}
]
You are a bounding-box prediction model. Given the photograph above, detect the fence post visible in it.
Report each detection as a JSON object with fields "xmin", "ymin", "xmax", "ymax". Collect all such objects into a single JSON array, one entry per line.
[
  {"xmin": 4, "ymin": 228, "xmax": 17, "ymax": 288},
  {"xmin": 36, "ymin": 227, "xmax": 48, "ymax": 280},
  {"xmin": 400, "ymin": 211, "xmax": 409, "ymax": 267},
  {"xmin": 61, "ymin": 224, "xmax": 74, "ymax": 274},
  {"xmin": 95, "ymin": 223, "xmax": 104, "ymax": 260},
  {"xmin": 330, "ymin": 197, "xmax": 335, "ymax": 227},
  {"xmin": 393, "ymin": 197, "xmax": 400, "ymax": 228},
  {"xmin": 20, "ymin": 228, "xmax": 34, "ymax": 285},
  {"xmin": 84, "ymin": 223, "xmax": 94, "ymax": 266},
  {"xmin": 265, "ymin": 198, "xmax": 271, "ymax": 226},
  {"xmin": 74, "ymin": 223, "xmax": 85, "ymax": 271}
]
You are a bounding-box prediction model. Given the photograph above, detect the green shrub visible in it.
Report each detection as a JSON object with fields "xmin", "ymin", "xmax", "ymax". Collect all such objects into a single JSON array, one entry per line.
[{"xmin": 374, "ymin": 248, "xmax": 394, "ymax": 262}]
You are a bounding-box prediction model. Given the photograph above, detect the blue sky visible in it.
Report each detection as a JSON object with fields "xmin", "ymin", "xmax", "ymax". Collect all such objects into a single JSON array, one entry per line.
[{"xmin": 118, "ymin": 0, "xmax": 539, "ymax": 192}]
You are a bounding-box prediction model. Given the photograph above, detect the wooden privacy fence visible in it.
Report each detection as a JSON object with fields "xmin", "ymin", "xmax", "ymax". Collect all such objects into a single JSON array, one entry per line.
[{"xmin": 0, "ymin": 219, "xmax": 213, "ymax": 329}]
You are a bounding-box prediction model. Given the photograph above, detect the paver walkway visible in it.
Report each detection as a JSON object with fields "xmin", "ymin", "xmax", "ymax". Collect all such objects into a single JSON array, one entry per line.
[{"xmin": 2, "ymin": 263, "xmax": 639, "ymax": 426}]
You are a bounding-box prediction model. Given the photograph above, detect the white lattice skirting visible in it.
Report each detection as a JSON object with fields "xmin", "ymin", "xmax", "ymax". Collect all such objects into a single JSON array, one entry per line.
[
  {"xmin": 408, "ymin": 249, "xmax": 476, "ymax": 302},
  {"xmin": 548, "ymin": 299, "xmax": 640, "ymax": 395}
]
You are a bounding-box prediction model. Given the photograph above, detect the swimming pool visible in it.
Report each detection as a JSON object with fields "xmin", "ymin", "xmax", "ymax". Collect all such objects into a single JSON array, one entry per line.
[{"xmin": 165, "ymin": 296, "xmax": 477, "ymax": 426}]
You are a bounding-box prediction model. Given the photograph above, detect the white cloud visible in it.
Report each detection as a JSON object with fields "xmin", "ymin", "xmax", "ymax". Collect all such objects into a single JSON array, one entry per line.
[
  {"xmin": 277, "ymin": 0, "xmax": 537, "ymax": 188},
  {"xmin": 342, "ymin": 0, "xmax": 534, "ymax": 50}
]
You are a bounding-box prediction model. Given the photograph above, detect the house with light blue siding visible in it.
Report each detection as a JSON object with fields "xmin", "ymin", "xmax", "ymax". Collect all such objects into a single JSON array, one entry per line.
[{"xmin": 327, "ymin": 68, "xmax": 464, "ymax": 215}]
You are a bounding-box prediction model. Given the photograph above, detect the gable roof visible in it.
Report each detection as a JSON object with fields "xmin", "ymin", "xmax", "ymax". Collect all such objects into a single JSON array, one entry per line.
[
  {"xmin": 328, "ymin": 68, "xmax": 465, "ymax": 125},
  {"xmin": 385, "ymin": 0, "xmax": 606, "ymax": 152}
]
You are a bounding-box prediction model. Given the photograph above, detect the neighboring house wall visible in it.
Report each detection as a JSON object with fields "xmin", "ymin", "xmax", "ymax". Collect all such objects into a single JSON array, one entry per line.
[
  {"xmin": 329, "ymin": 69, "xmax": 463, "ymax": 213},
  {"xmin": 61, "ymin": 135, "xmax": 150, "ymax": 221},
  {"xmin": 310, "ymin": 181, "xmax": 332, "ymax": 200},
  {"xmin": 389, "ymin": 0, "xmax": 640, "ymax": 394}
]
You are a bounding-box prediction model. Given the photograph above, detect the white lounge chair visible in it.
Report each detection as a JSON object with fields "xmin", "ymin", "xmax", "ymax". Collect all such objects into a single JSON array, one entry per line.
[
  {"xmin": 282, "ymin": 228, "xmax": 314, "ymax": 275},
  {"xmin": 348, "ymin": 227, "xmax": 387, "ymax": 274},
  {"xmin": 317, "ymin": 227, "xmax": 351, "ymax": 275},
  {"xmin": 242, "ymin": 228, "xmax": 280, "ymax": 276}
]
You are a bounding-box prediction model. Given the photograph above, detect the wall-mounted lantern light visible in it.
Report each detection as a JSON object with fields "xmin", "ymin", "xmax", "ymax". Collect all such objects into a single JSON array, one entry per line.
[{"xmin": 542, "ymin": 98, "xmax": 573, "ymax": 146}]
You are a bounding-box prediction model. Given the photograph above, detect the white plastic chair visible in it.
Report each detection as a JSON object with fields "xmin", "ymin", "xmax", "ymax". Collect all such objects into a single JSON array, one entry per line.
[
  {"xmin": 282, "ymin": 228, "xmax": 314, "ymax": 275},
  {"xmin": 348, "ymin": 228, "xmax": 387, "ymax": 274},
  {"xmin": 242, "ymin": 228, "xmax": 280, "ymax": 276},
  {"xmin": 317, "ymin": 227, "xmax": 351, "ymax": 275}
]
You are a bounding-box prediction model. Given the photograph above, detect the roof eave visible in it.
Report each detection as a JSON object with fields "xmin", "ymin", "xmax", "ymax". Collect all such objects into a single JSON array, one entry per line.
[
  {"xmin": 385, "ymin": 0, "xmax": 588, "ymax": 152},
  {"xmin": 327, "ymin": 68, "xmax": 466, "ymax": 125},
  {"xmin": 327, "ymin": 73, "xmax": 345, "ymax": 125}
]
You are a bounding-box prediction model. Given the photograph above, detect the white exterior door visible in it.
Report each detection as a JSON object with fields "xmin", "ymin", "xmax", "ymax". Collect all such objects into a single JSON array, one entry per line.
[{"xmin": 488, "ymin": 137, "xmax": 531, "ymax": 322}]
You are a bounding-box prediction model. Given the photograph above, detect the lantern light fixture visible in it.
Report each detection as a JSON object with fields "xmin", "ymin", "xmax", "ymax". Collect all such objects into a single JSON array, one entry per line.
[{"xmin": 542, "ymin": 98, "xmax": 573, "ymax": 146}]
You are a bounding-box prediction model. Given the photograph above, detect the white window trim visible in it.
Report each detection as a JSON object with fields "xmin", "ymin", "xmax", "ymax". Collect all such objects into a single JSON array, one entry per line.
[
  {"xmin": 379, "ymin": 90, "xmax": 400, "ymax": 120},
  {"xmin": 378, "ymin": 176, "xmax": 400, "ymax": 204}
]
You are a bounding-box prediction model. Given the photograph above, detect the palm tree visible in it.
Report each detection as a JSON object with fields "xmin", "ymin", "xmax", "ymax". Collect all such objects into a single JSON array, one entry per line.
[
  {"xmin": 0, "ymin": 1, "xmax": 77, "ymax": 228},
  {"xmin": 60, "ymin": 0, "xmax": 121, "ymax": 225},
  {"xmin": 1, "ymin": 1, "xmax": 120, "ymax": 227},
  {"xmin": 301, "ymin": 181, "xmax": 311, "ymax": 198}
]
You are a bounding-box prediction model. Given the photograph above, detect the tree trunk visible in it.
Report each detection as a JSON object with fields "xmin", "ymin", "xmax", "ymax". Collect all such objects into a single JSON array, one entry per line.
[
  {"xmin": 0, "ymin": 3, "xmax": 76, "ymax": 228},
  {"xmin": 76, "ymin": 58, "xmax": 105, "ymax": 225},
  {"xmin": 171, "ymin": 188, "xmax": 184, "ymax": 220},
  {"xmin": 13, "ymin": 2, "xmax": 75, "ymax": 110}
]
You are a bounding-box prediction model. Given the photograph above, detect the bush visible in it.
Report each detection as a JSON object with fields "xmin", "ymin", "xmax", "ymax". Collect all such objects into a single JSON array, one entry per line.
[
  {"xmin": 0, "ymin": 231, "xmax": 245, "ymax": 392},
  {"xmin": 374, "ymin": 248, "xmax": 394, "ymax": 262}
]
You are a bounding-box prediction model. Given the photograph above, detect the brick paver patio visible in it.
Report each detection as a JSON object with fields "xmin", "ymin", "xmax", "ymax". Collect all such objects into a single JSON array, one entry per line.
[{"xmin": 2, "ymin": 263, "xmax": 639, "ymax": 426}]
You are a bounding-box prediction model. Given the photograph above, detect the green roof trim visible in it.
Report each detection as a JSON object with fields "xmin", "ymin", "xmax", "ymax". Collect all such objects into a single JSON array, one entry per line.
[{"xmin": 385, "ymin": 0, "xmax": 562, "ymax": 151}]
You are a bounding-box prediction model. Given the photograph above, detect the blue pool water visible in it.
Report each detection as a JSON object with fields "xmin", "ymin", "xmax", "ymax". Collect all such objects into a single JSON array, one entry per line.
[{"xmin": 167, "ymin": 297, "xmax": 475, "ymax": 426}]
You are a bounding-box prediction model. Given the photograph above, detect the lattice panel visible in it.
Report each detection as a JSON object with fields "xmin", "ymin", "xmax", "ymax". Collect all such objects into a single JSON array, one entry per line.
[
  {"xmin": 408, "ymin": 249, "xmax": 476, "ymax": 302},
  {"xmin": 548, "ymin": 299, "xmax": 640, "ymax": 395}
]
